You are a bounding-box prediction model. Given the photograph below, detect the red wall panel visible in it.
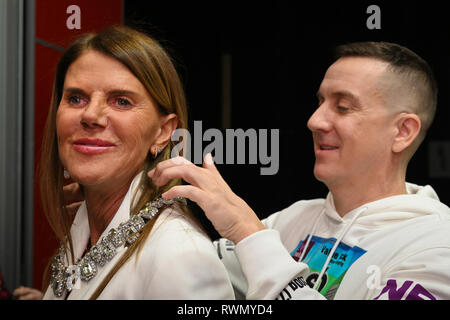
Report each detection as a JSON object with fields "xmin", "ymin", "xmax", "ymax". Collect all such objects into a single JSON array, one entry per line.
[
  {"xmin": 36, "ymin": 0, "xmax": 123, "ymax": 48},
  {"xmin": 33, "ymin": 0, "xmax": 123, "ymax": 290}
]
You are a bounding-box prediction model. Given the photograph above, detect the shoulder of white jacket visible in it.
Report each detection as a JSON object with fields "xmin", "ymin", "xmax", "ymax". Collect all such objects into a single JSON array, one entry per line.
[
  {"xmin": 154, "ymin": 204, "xmax": 207, "ymax": 234},
  {"xmin": 138, "ymin": 205, "xmax": 215, "ymax": 256}
]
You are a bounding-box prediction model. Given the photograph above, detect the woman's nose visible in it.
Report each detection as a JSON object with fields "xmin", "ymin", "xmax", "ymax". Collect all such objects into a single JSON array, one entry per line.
[{"xmin": 80, "ymin": 99, "xmax": 107, "ymax": 129}]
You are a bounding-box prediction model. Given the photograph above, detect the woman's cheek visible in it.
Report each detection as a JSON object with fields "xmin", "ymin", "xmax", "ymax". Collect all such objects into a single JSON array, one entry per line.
[{"xmin": 56, "ymin": 109, "xmax": 70, "ymax": 138}]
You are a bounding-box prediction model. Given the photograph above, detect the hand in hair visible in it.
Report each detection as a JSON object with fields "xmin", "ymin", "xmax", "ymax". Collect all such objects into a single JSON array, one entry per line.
[{"xmin": 148, "ymin": 154, "xmax": 266, "ymax": 244}]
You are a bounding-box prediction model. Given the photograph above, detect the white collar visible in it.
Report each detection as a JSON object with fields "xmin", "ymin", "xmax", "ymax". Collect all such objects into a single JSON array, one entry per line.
[{"xmin": 68, "ymin": 172, "xmax": 144, "ymax": 264}]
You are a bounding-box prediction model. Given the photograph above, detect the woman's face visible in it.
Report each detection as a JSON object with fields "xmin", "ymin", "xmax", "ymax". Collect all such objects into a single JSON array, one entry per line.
[{"xmin": 57, "ymin": 50, "xmax": 164, "ymax": 191}]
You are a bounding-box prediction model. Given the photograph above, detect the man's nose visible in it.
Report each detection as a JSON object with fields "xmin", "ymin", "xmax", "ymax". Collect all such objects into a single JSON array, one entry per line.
[
  {"xmin": 307, "ymin": 103, "xmax": 332, "ymax": 133},
  {"xmin": 80, "ymin": 98, "xmax": 107, "ymax": 129}
]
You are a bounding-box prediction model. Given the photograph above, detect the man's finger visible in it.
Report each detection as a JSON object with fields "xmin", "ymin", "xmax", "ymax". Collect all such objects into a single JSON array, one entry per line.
[
  {"xmin": 203, "ymin": 153, "xmax": 218, "ymax": 172},
  {"xmin": 202, "ymin": 153, "xmax": 230, "ymax": 188},
  {"xmin": 151, "ymin": 163, "xmax": 208, "ymax": 188},
  {"xmin": 162, "ymin": 185, "xmax": 206, "ymax": 207},
  {"xmin": 148, "ymin": 156, "xmax": 192, "ymax": 178}
]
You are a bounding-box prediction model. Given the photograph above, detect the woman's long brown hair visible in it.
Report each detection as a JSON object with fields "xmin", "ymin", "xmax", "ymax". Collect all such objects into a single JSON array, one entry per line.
[{"xmin": 40, "ymin": 26, "xmax": 194, "ymax": 297}]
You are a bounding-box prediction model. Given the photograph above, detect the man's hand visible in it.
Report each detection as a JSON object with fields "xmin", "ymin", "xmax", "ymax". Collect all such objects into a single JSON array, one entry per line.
[{"xmin": 148, "ymin": 154, "xmax": 266, "ymax": 243}]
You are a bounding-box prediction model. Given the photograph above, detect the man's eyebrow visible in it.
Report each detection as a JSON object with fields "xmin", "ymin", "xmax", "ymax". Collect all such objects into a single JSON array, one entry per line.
[
  {"xmin": 316, "ymin": 90, "xmax": 362, "ymax": 108},
  {"xmin": 334, "ymin": 91, "xmax": 362, "ymax": 108}
]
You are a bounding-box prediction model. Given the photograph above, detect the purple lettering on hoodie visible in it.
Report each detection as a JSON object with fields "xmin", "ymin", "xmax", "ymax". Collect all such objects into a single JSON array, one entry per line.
[
  {"xmin": 373, "ymin": 279, "xmax": 413, "ymax": 300},
  {"xmin": 405, "ymin": 283, "xmax": 436, "ymax": 300},
  {"xmin": 374, "ymin": 279, "xmax": 437, "ymax": 300}
]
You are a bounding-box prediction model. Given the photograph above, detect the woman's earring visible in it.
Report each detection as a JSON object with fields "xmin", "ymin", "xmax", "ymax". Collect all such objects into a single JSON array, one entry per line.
[
  {"xmin": 63, "ymin": 168, "xmax": 71, "ymax": 179},
  {"xmin": 153, "ymin": 146, "xmax": 162, "ymax": 159}
]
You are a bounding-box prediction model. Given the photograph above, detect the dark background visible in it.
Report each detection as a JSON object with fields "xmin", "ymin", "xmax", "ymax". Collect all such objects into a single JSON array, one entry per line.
[{"xmin": 124, "ymin": 1, "xmax": 450, "ymax": 239}]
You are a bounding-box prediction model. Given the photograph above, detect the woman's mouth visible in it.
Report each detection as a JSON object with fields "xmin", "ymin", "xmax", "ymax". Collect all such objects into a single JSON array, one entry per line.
[{"xmin": 73, "ymin": 138, "xmax": 116, "ymax": 155}]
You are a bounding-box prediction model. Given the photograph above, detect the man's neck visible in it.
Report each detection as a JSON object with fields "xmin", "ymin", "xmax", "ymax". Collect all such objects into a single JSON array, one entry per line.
[{"xmin": 329, "ymin": 176, "xmax": 407, "ymax": 217}]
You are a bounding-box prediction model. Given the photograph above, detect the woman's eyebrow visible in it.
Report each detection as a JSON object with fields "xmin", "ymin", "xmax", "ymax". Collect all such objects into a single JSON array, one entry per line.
[
  {"xmin": 63, "ymin": 88, "xmax": 139, "ymax": 97},
  {"xmin": 108, "ymin": 89, "xmax": 139, "ymax": 96},
  {"xmin": 63, "ymin": 87, "xmax": 87, "ymax": 95}
]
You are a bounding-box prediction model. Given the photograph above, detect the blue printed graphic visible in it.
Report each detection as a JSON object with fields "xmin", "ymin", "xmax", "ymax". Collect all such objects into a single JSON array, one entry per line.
[{"xmin": 290, "ymin": 235, "xmax": 366, "ymax": 299}]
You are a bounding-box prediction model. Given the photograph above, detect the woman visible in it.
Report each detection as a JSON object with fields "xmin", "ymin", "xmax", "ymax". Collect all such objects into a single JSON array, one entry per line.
[{"xmin": 40, "ymin": 26, "xmax": 234, "ymax": 299}]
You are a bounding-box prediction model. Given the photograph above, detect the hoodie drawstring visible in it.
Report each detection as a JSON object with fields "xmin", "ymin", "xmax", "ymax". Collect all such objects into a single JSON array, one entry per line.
[
  {"xmin": 298, "ymin": 208, "xmax": 326, "ymax": 262},
  {"xmin": 312, "ymin": 206, "xmax": 368, "ymax": 291}
]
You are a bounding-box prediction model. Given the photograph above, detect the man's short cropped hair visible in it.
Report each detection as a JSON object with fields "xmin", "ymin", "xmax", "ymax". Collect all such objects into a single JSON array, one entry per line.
[{"xmin": 334, "ymin": 41, "xmax": 437, "ymax": 142}]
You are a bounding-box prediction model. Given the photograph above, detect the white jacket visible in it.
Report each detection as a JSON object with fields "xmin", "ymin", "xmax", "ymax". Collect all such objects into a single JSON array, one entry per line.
[
  {"xmin": 43, "ymin": 173, "xmax": 235, "ymax": 300},
  {"xmin": 216, "ymin": 183, "xmax": 450, "ymax": 300}
]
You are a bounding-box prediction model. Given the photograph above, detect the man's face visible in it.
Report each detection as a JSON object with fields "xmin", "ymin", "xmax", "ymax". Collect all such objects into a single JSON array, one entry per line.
[{"xmin": 307, "ymin": 57, "xmax": 397, "ymax": 189}]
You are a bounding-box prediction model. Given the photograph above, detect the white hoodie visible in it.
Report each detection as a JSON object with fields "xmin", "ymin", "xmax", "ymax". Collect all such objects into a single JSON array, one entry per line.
[{"xmin": 216, "ymin": 183, "xmax": 450, "ymax": 300}]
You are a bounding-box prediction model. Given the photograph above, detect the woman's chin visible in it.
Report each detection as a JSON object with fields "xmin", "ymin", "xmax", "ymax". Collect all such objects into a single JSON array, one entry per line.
[{"xmin": 68, "ymin": 172, "xmax": 105, "ymax": 188}]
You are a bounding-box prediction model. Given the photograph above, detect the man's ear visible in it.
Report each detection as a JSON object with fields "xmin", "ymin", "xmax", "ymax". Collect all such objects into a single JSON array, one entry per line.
[
  {"xmin": 392, "ymin": 113, "xmax": 421, "ymax": 153},
  {"xmin": 151, "ymin": 113, "xmax": 178, "ymax": 153}
]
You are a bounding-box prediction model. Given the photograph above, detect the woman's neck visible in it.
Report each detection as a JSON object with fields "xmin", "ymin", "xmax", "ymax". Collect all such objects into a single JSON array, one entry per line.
[{"xmin": 84, "ymin": 182, "xmax": 130, "ymax": 246}]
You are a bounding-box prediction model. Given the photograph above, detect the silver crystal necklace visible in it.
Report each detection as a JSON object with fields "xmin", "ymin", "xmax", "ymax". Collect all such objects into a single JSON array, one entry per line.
[{"xmin": 50, "ymin": 196, "xmax": 185, "ymax": 298}]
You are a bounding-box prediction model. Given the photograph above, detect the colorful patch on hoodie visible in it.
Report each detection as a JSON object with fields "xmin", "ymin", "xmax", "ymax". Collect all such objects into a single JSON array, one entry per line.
[{"xmin": 290, "ymin": 235, "xmax": 366, "ymax": 299}]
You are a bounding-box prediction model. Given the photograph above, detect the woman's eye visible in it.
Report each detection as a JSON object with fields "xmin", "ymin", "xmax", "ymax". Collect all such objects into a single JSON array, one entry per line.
[
  {"xmin": 114, "ymin": 97, "xmax": 132, "ymax": 108},
  {"xmin": 68, "ymin": 95, "xmax": 84, "ymax": 105}
]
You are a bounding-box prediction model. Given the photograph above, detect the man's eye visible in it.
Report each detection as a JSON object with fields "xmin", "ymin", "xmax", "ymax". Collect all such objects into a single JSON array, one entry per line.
[{"xmin": 337, "ymin": 106, "xmax": 349, "ymax": 112}]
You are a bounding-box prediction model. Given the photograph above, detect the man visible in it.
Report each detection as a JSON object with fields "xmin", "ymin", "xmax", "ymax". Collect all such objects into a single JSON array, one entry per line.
[{"xmin": 148, "ymin": 41, "xmax": 450, "ymax": 300}]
